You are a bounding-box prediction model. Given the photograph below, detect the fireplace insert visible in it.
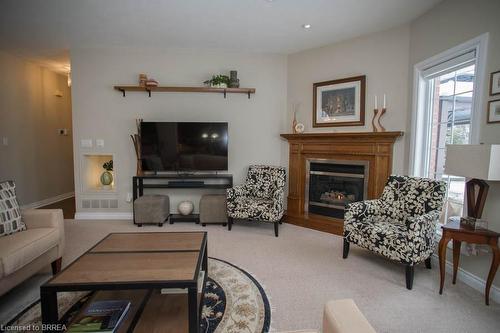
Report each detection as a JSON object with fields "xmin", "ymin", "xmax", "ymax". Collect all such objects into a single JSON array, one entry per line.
[{"xmin": 305, "ymin": 159, "xmax": 369, "ymax": 219}]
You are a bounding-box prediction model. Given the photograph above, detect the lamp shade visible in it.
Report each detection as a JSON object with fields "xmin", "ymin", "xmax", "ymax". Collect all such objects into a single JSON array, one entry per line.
[{"xmin": 444, "ymin": 144, "xmax": 500, "ymax": 180}]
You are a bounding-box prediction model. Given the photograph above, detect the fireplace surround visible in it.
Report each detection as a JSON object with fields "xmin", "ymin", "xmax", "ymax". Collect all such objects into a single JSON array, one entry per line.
[{"xmin": 280, "ymin": 131, "xmax": 403, "ymax": 235}]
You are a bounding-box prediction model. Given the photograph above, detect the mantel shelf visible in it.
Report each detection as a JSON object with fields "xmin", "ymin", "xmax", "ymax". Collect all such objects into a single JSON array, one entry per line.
[{"xmin": 113, "ymin": 85, "xmax": 256, "ymax": 98}]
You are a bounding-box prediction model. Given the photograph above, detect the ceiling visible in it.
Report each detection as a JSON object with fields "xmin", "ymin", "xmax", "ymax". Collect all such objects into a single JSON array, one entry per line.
[{"xmin": 0, "ymin": 0, "xmax": 441, "ymax": 73}]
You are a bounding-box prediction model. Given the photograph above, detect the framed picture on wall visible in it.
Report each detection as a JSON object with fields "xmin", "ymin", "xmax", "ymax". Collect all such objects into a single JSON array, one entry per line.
[
  {"xmin": 487, "ymin": 99, "xmax": 500, "ymax": 123},
  {"xmin": 490, "ymin": 70, "xmax": 500, "ymax": 95},
  {"xmin": 313, "ymin": 75, "xmax": 365, "ymax": 127}
]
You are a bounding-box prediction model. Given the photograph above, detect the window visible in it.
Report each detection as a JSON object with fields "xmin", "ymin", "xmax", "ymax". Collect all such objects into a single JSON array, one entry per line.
[{"xmin": 410, "ymin": 34, "xmax": 488, "ymax": 225}]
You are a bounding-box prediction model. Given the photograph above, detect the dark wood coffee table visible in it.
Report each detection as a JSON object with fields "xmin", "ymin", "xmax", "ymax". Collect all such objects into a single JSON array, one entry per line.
[{"xmin": 40, "ymin": 232, "xmax": 207, "ymax": 333}]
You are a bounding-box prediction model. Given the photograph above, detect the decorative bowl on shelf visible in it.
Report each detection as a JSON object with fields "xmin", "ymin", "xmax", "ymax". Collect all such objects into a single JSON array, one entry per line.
[{"xmin": 178, "ymin": 201, "xmax": 194, "ymax": 215}]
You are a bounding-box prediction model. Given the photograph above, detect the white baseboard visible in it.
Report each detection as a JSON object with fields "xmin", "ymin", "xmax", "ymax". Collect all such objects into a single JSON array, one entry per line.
[
  {"xmin": 74, "ymin": 212, "xmax": 133, "ymax": 220},
  {"xmin": 21, "ymin": 192, "xmax": 75, "ymax": 209},
  {"xmin": 431, "ymin": 255, "xmax": 500, "ymax": 304}
]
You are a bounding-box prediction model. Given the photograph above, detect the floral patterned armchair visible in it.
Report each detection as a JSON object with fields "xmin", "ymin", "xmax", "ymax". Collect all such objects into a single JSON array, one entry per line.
[
  {"xmin": 226, "ymin": 165, "xmax": 286, "ymax": 237},
  {"xmin": 343, "ymin": 175, "xmax": 447, "ymax": 289}
]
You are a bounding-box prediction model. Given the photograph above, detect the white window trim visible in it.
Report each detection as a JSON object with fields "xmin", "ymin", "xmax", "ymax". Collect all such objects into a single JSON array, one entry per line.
[{"xmin": 409, "ymin": 33, "xmax": 489, "ymax": 176}]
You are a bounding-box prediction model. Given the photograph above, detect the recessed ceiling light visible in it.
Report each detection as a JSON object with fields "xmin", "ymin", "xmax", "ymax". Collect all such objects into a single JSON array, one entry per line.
[{"xmin": 302, "ymin": 24, "xmax": 311, "ymax": 29}]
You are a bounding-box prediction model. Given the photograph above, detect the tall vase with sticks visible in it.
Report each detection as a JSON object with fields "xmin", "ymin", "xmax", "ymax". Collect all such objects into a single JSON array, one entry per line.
[{"xmin": 130, "ymin": 119, "xmax": 143, "ymax": 176}]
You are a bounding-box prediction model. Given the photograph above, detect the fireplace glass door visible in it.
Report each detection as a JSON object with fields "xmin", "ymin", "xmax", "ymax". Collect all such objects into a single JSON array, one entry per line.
[{"xmin": 306, "ymin": 160, "xmax": 368, "ymax": 219}]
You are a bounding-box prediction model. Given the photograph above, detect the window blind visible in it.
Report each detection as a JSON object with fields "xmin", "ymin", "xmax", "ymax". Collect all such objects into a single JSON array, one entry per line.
[{"xmin": 422, "ymin": 50, "xmax": 476, "ymax": 79}]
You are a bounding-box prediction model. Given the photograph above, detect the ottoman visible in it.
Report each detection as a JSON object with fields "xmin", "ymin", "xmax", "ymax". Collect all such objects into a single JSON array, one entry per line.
[
  {"xmin": 199, "ymin": 194, "xmax": 227, "ymax": 227},
  {"xmin": 133, "ymin": 195, "xmax": 170, "ymax": 227}
]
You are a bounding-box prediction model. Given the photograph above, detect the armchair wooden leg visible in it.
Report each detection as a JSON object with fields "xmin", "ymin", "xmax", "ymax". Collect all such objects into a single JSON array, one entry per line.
[
  {"xmin": 228, "ymin": 217, "xmax": 233, "ymax": 231},
  {"xmin": 406, "ymin": 265, "xmax": 414, "ymax": 290},
  {"xmin": 274, "ymin": 221, "xmax": 279, "ymax": 237},
  {"xmin": 343, "ymin": 239, "xmax": 350, "ymax": 259},
  {"xmin": 425, "ymin": 257, "xmax": 432, "ymax": 269},
  {"xmin": 51, "ymin": 258, "xmax": 62, "ymax": 275}
]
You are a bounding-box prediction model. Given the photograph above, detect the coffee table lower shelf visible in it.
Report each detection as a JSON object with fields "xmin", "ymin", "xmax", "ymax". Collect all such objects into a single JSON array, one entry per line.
[{"xmin": 68, "ymin": 289, "xmax": 204, "ymax": 333}]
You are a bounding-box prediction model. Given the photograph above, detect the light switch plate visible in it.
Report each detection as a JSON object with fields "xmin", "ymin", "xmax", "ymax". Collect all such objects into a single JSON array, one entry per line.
[
  {"xmin": 96, "ymin": 139, "xmax": 105, "ymax": 148},
  {"xmin": 81, "ymin": 139, "xmax": 93, "ymax": 148},
  {"xmin": 2, "ymin": 137, "xmax": 8, "ymax": 146}
]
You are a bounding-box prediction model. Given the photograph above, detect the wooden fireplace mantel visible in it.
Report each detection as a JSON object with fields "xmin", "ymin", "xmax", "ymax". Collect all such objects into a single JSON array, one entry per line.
[{"xmin": 280, "ymin": 131, "xmax": 403, "ymax": 235}]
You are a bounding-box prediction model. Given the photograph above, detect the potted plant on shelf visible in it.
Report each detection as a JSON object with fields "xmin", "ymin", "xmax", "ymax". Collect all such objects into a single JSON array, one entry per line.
[
  {"xmin": 204, "ymin": 75, "xmax": 230, "ymax": 88},
  {"xmin": 100, "ymin": 160, "xmax": 113, "ymax": 189}
]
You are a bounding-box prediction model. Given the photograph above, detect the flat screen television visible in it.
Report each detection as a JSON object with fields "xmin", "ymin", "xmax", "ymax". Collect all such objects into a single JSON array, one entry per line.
[{"xmin": 140, "ymin": 122, "xmax": 228, "ymax": 172}]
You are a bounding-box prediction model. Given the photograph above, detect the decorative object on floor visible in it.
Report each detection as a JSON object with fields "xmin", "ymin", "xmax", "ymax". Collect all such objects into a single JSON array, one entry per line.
[
  {"xmin": 133, "ymin": 194, "xmax": 170, "ymax": 227},
  {"xmin": 229, "ymin": 70, "xmax": 240, "ymax": 88},
  {"xmin": 138, "ymin": 73, "xmax": 147, "ymax": 87},
  {"xmin": 99, "ymin": 159, "xmax": 113, "ymax": 188},
  {"xmin": 343, "ymin": 175, "xmax": 447, "ymax": 289},
  {"xmin": 489, "ymin": 70, "xmax": 500, "ymax": 95},
  {"xmin": 178, "ymin": 200, "xmax": 194, "ymax": 215},
  {"xmin": 444, "ymin": 144, "xmax": 500, "ymax": 220},
  {"xmin": 487, "ymin": 99, "xmax": 500, "ymax": 123},
  {"xmin": 313, "ymin": 75, "xmax": 365, "ymax": 127},
  {"xmin": 226, "ymin": 165, "xmax": 286, "ymax": 237},
  {"xmin": 130, "ymin": 118, "xmax": 143, "ymax": 176},
  {"xmin": 204, "ymin": 74, "xmax": 230, "ymax": 88},
  {"xmin": 5, "ymin": 258, "xmax": 271, "ymax": 333},
  {"xmin": 372, "ymin": 94, "xmax": 386, "ymax": 132},
  {"xmin": 438, "ymin": 217, "xmax": 500, "ymax": 305}
]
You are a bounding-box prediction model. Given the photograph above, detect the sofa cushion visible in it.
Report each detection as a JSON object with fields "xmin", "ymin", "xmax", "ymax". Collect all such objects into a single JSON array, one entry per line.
[
  {"xmin": 0, "ymin": 227, "xmax": 59, "ymax": 277},
  {"xmin": 0, "ymin": 181, "xmax": 26, "ymax": 237}
]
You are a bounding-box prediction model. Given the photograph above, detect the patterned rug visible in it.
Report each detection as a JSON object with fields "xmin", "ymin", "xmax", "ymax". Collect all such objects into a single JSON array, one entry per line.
[{"xmin": 2, "ymin": 258, "xmax": 271, "ymax": 333}]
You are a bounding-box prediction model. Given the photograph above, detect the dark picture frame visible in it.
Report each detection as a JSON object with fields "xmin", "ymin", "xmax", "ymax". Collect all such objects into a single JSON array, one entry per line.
[
  {"xmin": 487, "ymin": 99, "xmax": 500, "ymax": 124},
  {"xmin": 489, "ymin": 70, "xmax": 500, "ymax": 96},
  {"xmin": 313, "ymin": 75, "xmax": 366, "ymax": 127}
]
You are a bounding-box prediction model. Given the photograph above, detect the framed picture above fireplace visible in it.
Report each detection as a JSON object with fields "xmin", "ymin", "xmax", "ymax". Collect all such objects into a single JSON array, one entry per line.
[{"xmin": 313, "ymin": 75, "xmax": 366, "ymax": 127}]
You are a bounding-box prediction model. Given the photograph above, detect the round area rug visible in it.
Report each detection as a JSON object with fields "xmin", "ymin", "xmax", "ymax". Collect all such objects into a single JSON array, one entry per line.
[{"xmin": 2, "ymin": 258, "xmax": 271, "ymax": 333}]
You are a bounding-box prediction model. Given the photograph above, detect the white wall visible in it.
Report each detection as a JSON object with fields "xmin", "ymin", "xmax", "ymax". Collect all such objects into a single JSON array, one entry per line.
[
  {"xmin": 409, "ymin": 0, "xmax": 500, "ymax": 288},
  {"xmin": 70, "ymin": 47, "xmax": 287, "ymax": 214},
  {"xmin": 0, "ymin": 51, "xmax": 74, "ymax": 205},
  {"xmin": 287, "ymin": 25, "xmax": 410, "ymax": 173}
]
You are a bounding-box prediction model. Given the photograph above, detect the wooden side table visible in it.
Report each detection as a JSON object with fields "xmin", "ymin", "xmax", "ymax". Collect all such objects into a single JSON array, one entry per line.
[{"xmin": 438, "ymin": 218, "xmax": 500, "ymax": 305}]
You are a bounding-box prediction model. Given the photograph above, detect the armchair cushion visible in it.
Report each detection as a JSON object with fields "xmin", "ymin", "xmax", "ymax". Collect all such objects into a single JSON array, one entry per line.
[{"xmin": 0, "ymin": 181, "xmax": 26, "ymax": 237}]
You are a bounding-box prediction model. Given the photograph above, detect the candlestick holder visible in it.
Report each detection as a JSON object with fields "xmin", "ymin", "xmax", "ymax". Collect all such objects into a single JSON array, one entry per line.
[{"xmin": 372, "ymin": 108, "xmax": 386, "ymax": 132}]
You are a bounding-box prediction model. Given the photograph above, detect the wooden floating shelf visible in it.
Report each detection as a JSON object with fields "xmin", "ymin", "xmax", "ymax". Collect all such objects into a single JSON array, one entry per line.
[{"xmin": 114, "ymin": 85, "xmax": 256, "ymax": 98}]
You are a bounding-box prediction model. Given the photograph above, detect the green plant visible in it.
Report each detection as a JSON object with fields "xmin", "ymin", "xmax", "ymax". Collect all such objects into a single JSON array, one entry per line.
[
  {"xmin": 204, "ymin": 75, "xmax": 230, "ymax": 86},
  {"xmin": 103, "ymin": 160, "xmax": 113, "ymax": 171}
]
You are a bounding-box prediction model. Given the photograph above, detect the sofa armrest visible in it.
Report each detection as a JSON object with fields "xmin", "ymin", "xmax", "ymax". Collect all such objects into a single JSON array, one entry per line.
[
  {"xmin": 22, "ymin": 209, "xmax": 64, "ymax": 229},
  {"xmin": 323, "ymin": 299, "xmax": 376, "ymax": 333},
  {"xmin": 21, "ymin": 209, "xmax": 65, "ymax": 258}
]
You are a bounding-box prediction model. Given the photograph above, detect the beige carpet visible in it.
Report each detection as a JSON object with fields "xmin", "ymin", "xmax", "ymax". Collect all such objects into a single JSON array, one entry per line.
[{"xmin": 2, "ymin": 219, "xmax": 500, "ymax": 332}]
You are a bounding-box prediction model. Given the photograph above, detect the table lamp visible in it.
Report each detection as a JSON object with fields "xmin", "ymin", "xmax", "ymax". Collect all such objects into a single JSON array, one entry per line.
[{"xmin": 444, "ymin": 144, "xmax": 500, "ymax": 220}]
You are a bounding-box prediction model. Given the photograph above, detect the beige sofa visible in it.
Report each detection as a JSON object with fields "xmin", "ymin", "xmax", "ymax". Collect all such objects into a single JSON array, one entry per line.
[
  {"xmin": 281, "ymin": 299, "xmax": 376, "ymax": 333},
  {"xmin": 0, "ymin": 209, "xmax": 65, "ymax": 296}
]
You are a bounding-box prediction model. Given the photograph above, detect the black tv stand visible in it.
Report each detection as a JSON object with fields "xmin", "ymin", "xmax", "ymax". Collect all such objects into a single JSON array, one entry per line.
[{"xmin": 132, "ymin": 173, "xmax": 233, "ymax": 225}]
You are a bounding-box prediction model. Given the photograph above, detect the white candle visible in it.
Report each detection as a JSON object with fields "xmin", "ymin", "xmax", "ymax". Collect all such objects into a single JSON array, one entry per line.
[
  {"xmin": 383, "ymin": 94, "xmax": 386, "ymax": 108},
  {"xmin": 374, "ymin": 95, "xmax": 378, "ymax": 109}
]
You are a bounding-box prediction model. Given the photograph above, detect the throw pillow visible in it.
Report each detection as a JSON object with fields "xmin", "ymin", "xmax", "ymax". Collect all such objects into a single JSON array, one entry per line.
[{"xmin": 0, "ymin": 181, "xmax": 26, "ymax": 236}]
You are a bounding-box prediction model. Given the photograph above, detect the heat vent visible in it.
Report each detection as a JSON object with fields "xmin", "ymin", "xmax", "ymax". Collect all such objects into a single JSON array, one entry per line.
[{"xmin": 81, "ymin": 199, "xmax": 119, "ymax": 209}]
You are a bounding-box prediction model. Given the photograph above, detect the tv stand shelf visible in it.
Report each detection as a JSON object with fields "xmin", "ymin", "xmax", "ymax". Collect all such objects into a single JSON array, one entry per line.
[{"xmin": 132, "ymin": 174, "xmax": 233, "ymax": 226}]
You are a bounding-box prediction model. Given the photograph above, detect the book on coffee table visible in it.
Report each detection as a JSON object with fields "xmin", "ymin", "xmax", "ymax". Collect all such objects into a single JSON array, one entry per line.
[
  {"xmin": 67, "ymin": 300, "xmax": 130, "ymax": 333},
  {"xmin": 160, "ymin": 270, "xmax": 205, "ymax": 294}
]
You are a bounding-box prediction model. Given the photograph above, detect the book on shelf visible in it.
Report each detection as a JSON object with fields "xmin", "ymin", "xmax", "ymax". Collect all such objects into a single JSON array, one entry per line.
[
  {"xmin": 161, "ymin": 270, "xmax": 205, "ymax": 294},
  {"xmin": 67, "ymin": 300, "xmax": 130, "ymax": 333}
]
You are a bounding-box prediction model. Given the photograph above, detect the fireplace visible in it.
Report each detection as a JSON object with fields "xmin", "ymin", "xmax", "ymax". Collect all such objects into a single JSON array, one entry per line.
[{"xmin": 305, "ymin": 159, "xmax": 369, "ymax": 219}]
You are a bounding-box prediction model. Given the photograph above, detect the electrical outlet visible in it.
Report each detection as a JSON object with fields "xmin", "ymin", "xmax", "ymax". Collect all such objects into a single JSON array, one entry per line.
[
  {"xmin": 126, "ymin": 193, "xmax": 133, "ymax": 203},
  {"xmin": 96, "ymin": 139, "xmax": 105, "ymax": 147}
]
